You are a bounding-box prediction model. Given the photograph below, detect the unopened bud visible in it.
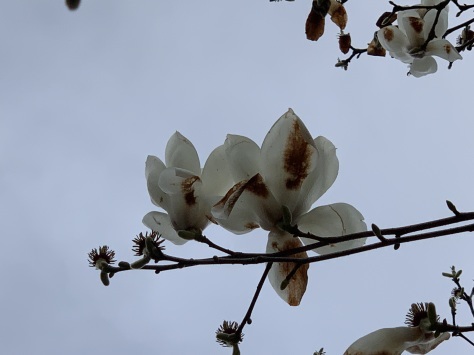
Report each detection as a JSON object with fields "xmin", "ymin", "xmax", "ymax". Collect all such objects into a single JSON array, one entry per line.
[
  {"xmin": 371, "ymin": 223, "xmax": 386, "ymax": 242},
  {"xmin": 66, "ymin": 0, "xmax": 81, "ymax": 10},
  {"xmin": 449, "ymin": 297, "xmax": 457, "ymax": 311},
  {"xmin": 118, "ymin": 261, "xmax": 131, "ymax": 269},
  {"xmin": 427, "ymin": 302, "xmax": 437, "ymax": 327},
  {"xmin": 100, "ymin": 271, "xmax": 110, "ymax": 286},
  {"xmin": 338, "ymin": 33, "xmax": 351, "ymax": 54},
  {"xmin": 95, "ymin": 258, "xmax": 109, "ymax": 271},
  {"xmin": 457, "ymin": 26, "xmax": 474, "ymax": 50},
  {"xmin": 446, "ymin": 200, "xmax": 460, "ymax": 215},
  {"xmin": 367, "ymin": 32, "xmax": 386, "ymax": 57},
  {"xmin": 130, "ymin": 255, "xmax": 151, "ymax": 269}
]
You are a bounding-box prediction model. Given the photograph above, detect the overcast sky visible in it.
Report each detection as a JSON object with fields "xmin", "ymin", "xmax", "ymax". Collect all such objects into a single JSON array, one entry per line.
[{"xmin": 2, "ymin": 1, "xmax": 474, "ymax": 354}]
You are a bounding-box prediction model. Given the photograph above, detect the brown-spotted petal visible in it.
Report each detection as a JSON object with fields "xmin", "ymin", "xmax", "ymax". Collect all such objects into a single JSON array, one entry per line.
[
  {"xmin": 261, "ymin": 109, "xmax": 318, "ymax": 215},
  {"xmin": 212, "ymin": 174, "xmax": 281, "ymax": 233},
  {"xmin": 292, "ymin": 136, "xmax": 339, "ymax": 217},
  {"xmin": 266, "ymin": 231, "xmax": 309, "ymax": 306},
  {"xmin": 158, "ymin": 167, "xmax": 209, "ymax": 231},
  {"xmin": 328, "ymin": 0, "xmax": 347, "ymax": 30}
]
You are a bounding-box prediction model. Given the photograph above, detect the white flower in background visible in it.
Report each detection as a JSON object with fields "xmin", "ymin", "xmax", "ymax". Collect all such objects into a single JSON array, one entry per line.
[
  {"xmin": 377, "ymin": 0, "xmax": 462, "ymax": 77},
  {"xmin": 143, "ymin": 131, "xmax": 232, "ymax": 245},
  {"xmin": 344, "ymin": 327, "xmax": 450, "ymax": 355},
  {"xmin": 344, "ymin": 303, "xmax": 450, "ymax": 355},
  {"xmin": 212, "ymin": 109, "xmax": 367, "ymax": 306}
]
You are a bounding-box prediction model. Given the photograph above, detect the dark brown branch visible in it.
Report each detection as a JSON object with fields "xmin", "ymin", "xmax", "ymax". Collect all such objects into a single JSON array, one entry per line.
[
  {"xmin": 444, "ymin": 18, "xmax": 474, "ymax": 37},
  {"xmin": 236, "ymin": 263, "xmax": 273, "ymax": 336},
  {"xmin": 194, "ymin": 234, "xmax": 239, "ymax": 256},
  {"xmin": 336, "ymin": 46, "xmax": 368, "ymax": 70},
  {"xmin": 451, "ymin": 0, "xmax": 474, "ymax": 17},
  {"xmin": 104, "ymin": 220, "xmax": 474, "ymax": 276}
]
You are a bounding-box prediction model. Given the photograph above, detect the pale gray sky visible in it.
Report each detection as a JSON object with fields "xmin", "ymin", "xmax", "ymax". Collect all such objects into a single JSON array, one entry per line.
[{"xmin": 1, "ymin": 1, "xmax": 474, "ymax": 354}]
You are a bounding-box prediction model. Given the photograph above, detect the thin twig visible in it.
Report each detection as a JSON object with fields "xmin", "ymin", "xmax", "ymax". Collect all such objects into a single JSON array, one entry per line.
[{"xmin": 236, "ymin": 262, "xmax": 273, "ymax": 336}]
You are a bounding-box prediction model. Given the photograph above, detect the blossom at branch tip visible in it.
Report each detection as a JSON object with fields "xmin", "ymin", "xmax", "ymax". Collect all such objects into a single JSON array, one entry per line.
[
  {"xmin": 376, "ymin": 0, "xmax": 462, "ymax": 77},
  {"xmin": 212, "ymin": 109, "xmax": 367, "ymax": 306},
  {"xmin": 344, "ymin": 302, "xmax": 450, "ymax": 355},
  {"xmin": 344, "ymin": 326, "xmax": 450, "ymax": 355},
  {"xmin": 143, "ymin": 131, "xmax": 233, "ymax": 245}
]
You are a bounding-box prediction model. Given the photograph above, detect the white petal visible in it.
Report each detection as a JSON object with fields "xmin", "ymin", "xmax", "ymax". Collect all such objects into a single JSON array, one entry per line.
[
  {"xmin": 293, "ymin": 136, "xmax": 339, "ymax": 217},
  {"xmin": 212, "ymin": 174, "xmax": 281, "ymax": 232},
  {"xmin": 391, "ymin": 50, "xmax": 414, "ymax": 63},
  {"xmin": 145, "ymin": 155, "xmax": 170, "ymax": 209},
  {"xmin": 266, "ymin": 231, "xmax": 308, "ymax": 306},
  {"xmin": 142, "ymin": 211, "xmax": 188, "ymax": 245},
  {"xmin": 344, "ymin": 327, "xmax": 423, "ymax": 355},
  {"xmin": 423, "ymin": 8, "xmax": 448, "ymax": 38},
  {"xmin": 224, "ymin": 134, "xmax": 261, "ymax": 182},
  {"xmin": 260, "ymin": 109, "xmax": 318, "ymax": 214},
  {"xmin": 410, "ymin": 56, "xmax": 438, "ymax": 77},
  {"xmin": 165, "ymin": 131, "xmax": 201, "ymax": 175},
  {"xmin": 398, "ymin": 9, "xmax": 422, "ymax": 19},
  {"xmin": 426, "ymin": 39, "xmax": 462, "ymax": 62},
  {"xmin": 297, "ymin": 203, "xmax": 367, "ymax": 255},
  {"xmin": 200, "ymin": 144, "xmax": 233, "ymax": 197},
  {"xmin": 406, "ymin": 332, "xmax": 450, "ymax": 353},
  {"xmin": 399, "ymin": 15, "xmax": 426, "ymax": 47},
  {"xmin": 377, "ymin": 26, "xmax": 410, "ymax": 55},
  {"xmin": 158, "ymin": 167, "xmax": 200, "ymax": 195},
  {"xmin": 211, "ymin": 181, "xmax": 260, "ymax": 234},
  {"xmin": 157, "ymin": 167, "xmax": 210, "ymax": 231}
]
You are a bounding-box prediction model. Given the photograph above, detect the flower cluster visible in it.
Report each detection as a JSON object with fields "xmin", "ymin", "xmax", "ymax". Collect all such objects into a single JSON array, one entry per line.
[
  {"xmin": 143, "ymin": 109, "xmax": 367, "ymax": 305},
  {"xmin": 377, "ymin": 0, "xmax": 462, "ymax": 77}
]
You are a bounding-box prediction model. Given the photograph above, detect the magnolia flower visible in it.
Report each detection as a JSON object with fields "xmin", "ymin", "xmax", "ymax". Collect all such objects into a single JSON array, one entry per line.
[
  {"xmin": 344, "ymin": 327, "xmax": 450, "ymax": 355},
  {"xmin": 344, "ymin": 303, "xmax": 450, "ymax": 355},
  {"xmin": 143, "ymin": 132, "xmax": 232, "ymax": 245},
  {"xmin": 212, "ymin": 109, "xmax": 367, "ymax": 305},
  {"xmin": 377, "ymin": 0, "xmax": 462, "ymax": 77}
]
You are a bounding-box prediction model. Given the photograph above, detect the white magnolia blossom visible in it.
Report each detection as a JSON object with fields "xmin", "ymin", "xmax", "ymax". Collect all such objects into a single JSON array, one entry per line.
[
  {"xmin": 143, "ymin": 131, "xmax": 232, "ymax": 245},
  {"xmin": 344, "ymin": 325, "xmax": 450, "ymax": 355},
  {"xmin": 377, "ymin": 0, "xmax": 462, "ymax": 77},
  {"xmin": 212, "ymin": 109, "xmax": 367, "ymax": 305}
]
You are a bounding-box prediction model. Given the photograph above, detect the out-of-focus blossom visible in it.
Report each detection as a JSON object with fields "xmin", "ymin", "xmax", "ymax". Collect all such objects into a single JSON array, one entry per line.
[
  {"xmin": 143, "ymin": 132, "xmax": 232, "ymax": 245},
  {"xmin": 329, "ymin": 0, "xmax": 347, "ymax": 30},
  {"xmin": 306, "ymin": 0, "xmax": 347, "ymax": 41},
  {"xmin": 66, "ymin": 0, "xmax": 81, "ymax": 10},
  {"xmin": 212, "ymin": 109, "xmax": 366, "ymax": 305},
  {"xmin": 344, "ymin": 327, "xmax": 449, "ymax": 355},
  {"xmin": 377, "ymin": 0, "xmax": 462, "ymax": 77},
  {"xmin": 367, "ymin": 33, "xmax": 387, "ymax": 57},
  {"xmin": 344, "ymin": 303, "xmax": 450, "ymax": 355}
]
